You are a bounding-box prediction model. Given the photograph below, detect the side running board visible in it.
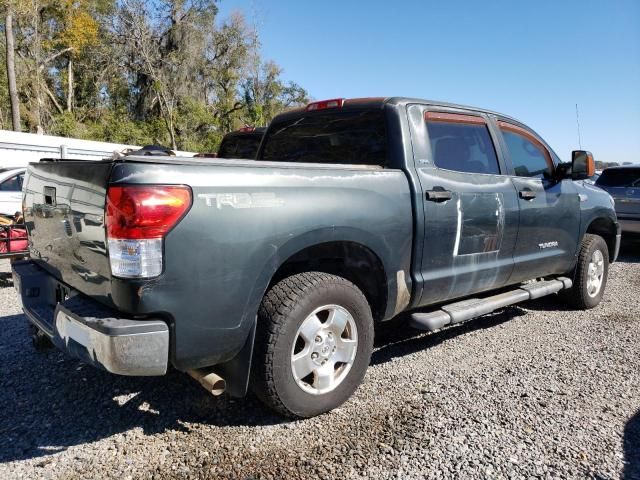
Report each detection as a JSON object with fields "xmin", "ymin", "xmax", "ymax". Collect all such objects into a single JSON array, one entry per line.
[{"xmin": 410, "ymin": 277, "xmax": 572, "ymax": 332}]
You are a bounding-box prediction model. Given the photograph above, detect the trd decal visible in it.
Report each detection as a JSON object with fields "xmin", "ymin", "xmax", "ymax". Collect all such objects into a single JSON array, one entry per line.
[{"xmin": 198, "ymin": 192, "xmax": 285, "ymax": 209}]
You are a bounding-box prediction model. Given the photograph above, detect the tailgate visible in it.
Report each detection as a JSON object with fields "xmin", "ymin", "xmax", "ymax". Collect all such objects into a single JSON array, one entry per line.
[{"xmin": 23, "ymin": 160, "xmax": 113, "ymax": 299}]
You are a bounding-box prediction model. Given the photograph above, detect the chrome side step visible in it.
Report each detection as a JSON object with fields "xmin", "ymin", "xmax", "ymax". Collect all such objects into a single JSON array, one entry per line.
[{"xmin": 410, "ymin": 277, "xmax": 572, "ymax": 332}]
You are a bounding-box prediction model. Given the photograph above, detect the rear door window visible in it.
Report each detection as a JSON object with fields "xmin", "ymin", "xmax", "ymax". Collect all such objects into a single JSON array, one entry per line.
[
  {"xmin": 425, "ymin": 112, "xmax": 500, "ymax": 175},
  {"xmin": 260, "ymin": 110, "xmax": 387, "ymax": 166}
]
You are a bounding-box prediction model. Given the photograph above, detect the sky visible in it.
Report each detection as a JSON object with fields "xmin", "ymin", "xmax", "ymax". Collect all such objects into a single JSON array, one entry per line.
[{"xmin": 217, "ymin": 0, "xmax": 640, "ymax": 164}]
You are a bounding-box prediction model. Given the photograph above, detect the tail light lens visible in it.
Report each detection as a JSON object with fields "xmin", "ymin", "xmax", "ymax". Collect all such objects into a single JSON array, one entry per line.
[{"xmin": 106, "ymin": 185, "xmax": 192, "ymax": 278}]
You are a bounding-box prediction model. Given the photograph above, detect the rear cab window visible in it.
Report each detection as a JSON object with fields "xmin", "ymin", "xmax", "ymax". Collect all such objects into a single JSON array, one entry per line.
[
  {"xmin": 218, "ymin": 135, "xmax": 262, "ymax": 159},
  {"xmin": 259, "ymin": 109, "xmax": 387, "ymax": 166},
  {"xmin": 424, "ymin": 111, "xmax": 500, "ymax": 175}
]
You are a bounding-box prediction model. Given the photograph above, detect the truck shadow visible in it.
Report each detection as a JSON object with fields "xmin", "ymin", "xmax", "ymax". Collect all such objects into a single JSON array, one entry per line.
[
  {"xmin": 0, "ymin": 270, "xmax": 13, "ymax": 288},
  {"xmin": 0, "ymin": 303, "xmax": 530, "ymax": 464},
  {"xmin": 0, "ymin": 313, "xmax": 284, "ymax": 464},
  {"xmin": 616, "ymin": 235, "xmax": 640, "ymax": 264},
  {"xmin": 624, "ymin": 409, "xmax": 640, "ymax": 479},
  {"xmin": 370, "ymin": 306, "xmax": 524, "ymax": 366}
]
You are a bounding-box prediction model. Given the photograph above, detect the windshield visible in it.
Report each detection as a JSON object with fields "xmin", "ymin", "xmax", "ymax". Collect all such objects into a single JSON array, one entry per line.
[
  {"xmin": 260, "ymin": 109, "xmax": 387, "ymax": 166},
  {"xmin": 596, "ymin": 168, "xmax": 640, "ymax": 187}
]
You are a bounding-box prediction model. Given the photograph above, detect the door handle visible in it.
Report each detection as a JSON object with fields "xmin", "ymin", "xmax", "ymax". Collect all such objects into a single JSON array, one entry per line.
[
  {"xmin": 519, "ymin": 190, "xmax": 536, "ymax": 200},
  {"xmin": 425, "ymin": 188, "xmax": 453, "ymax": 202}
]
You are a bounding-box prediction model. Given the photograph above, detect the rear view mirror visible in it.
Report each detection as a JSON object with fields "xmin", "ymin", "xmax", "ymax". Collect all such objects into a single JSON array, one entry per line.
[{"xmin": 571, "ymin": 150, "xmax": 595, "ymax": 180}]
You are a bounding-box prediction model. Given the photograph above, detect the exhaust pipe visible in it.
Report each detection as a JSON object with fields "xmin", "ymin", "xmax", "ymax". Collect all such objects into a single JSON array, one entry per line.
[{"xmin": 187, "ymin": 369, "xmax": 226, "ymax": 396}]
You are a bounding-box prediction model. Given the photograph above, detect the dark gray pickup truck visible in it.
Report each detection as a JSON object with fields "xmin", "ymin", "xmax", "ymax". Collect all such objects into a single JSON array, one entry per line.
[
  {"xmin": 13, "ymin": 97, "xmax": 620, "ymax": 418},
  {"xmin": 595, "ymin": 165, "xmax": 640, "ymax": 234}
]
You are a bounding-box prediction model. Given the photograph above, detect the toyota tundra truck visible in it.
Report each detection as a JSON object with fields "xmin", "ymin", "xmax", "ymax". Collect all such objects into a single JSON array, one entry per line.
[{"xmin": 13, "ymin": 97, "xmax": 620, "ymax": 418}]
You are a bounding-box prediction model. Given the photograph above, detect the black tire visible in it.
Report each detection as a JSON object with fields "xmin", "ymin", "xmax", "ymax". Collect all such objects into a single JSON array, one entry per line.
[
  {"xmin": 251, "ymin": 272, "xmax": 374, "ymax": 418},
  {"xmin": 562, "ymin": 234, "xmax": 609, "ymax": 309}
]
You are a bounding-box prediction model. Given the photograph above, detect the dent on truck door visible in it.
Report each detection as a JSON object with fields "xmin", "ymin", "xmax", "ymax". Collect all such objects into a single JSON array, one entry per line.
[
  {"xmin": 407, "ymin": 105, "xmax": 520, "ymax": 307},
  {"xmin": 497, "ymin": 120, "xmax": 580, "ymax": 281}
]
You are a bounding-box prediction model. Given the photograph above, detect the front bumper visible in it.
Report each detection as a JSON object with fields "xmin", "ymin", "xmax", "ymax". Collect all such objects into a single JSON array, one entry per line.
[{"xmin": 12, "ymin": 260, "xmax": 169, "ymax": 376}]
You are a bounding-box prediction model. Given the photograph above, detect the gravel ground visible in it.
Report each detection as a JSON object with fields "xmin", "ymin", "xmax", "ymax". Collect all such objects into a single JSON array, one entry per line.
[{"xmin": 1, "ymin": 238, "xmax": 639, "ymax": 480}]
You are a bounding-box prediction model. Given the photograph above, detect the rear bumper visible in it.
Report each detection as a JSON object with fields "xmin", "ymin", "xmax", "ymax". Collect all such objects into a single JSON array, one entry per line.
[{"xmin": 12, "ymin": 260, "xmax": 169, "ymax": 376}]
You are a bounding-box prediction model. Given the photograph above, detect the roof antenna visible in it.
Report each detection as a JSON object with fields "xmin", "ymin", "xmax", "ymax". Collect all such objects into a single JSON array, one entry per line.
[{"xmin": 575, "ymin": 103, "xmax": 582, "ymax": 149}]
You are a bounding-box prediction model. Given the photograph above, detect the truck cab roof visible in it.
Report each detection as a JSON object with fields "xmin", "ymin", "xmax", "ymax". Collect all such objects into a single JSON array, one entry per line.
[{"xmin": 277, "ymin": 97, "xmax": 523, "ymax": 125}]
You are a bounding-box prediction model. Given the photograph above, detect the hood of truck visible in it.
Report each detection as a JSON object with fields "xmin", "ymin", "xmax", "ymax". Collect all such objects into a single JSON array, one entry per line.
[{"xmin": 23, "ymin": 161, "xmax": 113, "ymax": 300}]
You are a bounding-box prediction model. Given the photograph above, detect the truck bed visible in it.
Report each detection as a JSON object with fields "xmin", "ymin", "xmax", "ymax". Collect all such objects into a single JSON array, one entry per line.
[{"xmin": 21, "ymin": 157, "xmax": 413, "ymax": 370}]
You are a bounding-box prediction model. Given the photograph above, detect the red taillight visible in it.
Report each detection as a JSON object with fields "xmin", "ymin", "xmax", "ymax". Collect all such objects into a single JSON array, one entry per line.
[
  {"xmin": 106, "ymin": 185, "xmax": 192, "ymax": 240},
  {"xmin": 306, "ymin": 98, "xmax": 345, "ymax": 111},
  {"xmin": 238, "ymin": 126, "xmax": 256, "ymax": 132}
]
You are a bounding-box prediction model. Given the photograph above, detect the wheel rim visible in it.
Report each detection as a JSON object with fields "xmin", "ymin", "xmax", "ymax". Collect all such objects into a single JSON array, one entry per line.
[
  {"xmin": 290, "ymin": 304, "xmax": 358, "ymax": 395},
  {"xmin": 586, "ymin": 249, "xmax": 605, "ymax": 298}
]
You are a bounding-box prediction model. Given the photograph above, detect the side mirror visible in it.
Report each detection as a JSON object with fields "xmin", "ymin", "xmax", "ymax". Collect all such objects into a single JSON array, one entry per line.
[{"xmin": 571, "ymin": 150, "xmax": 595, "ymax": 180}]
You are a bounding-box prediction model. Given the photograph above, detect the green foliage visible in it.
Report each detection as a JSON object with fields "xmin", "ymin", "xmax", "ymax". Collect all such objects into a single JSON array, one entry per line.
[
  {"xmin": 0, "ymin": 1, "xmax": 309, "ymax": 152},
  {"xmin": 49, "ymin": 111, "xmax": 81, "ymax": 137}
]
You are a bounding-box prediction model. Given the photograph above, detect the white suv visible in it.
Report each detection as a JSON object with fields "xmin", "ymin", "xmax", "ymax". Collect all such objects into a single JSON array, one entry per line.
[{"xmin": 0, "ymin": 168, "xmax": 25, "ymax": 216}]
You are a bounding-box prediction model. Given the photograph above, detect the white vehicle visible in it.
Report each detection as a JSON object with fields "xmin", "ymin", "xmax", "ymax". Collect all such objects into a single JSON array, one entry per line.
[
  {"xmin": 0, "ymin": 168, "xmax": 25, "ymax": 216},
  {"xmin": 0, "ymin": 129, "xmax": 194, "ymax": 169},
  {"xmin": 0, "ymin": 129, "xmax": 193, "ymax": 216}
]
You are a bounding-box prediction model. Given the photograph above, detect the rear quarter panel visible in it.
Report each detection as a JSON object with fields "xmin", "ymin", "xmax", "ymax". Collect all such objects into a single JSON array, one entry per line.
[{"xmin": 109, "ymin": 161, "xmax": 413, "ymax": 369}]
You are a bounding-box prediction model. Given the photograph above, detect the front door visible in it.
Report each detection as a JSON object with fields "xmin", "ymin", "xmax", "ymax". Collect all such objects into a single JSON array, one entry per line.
[
  {"xmin": 407, "ymin": 105, "xmax": 520, "ymax": 307},
  {"xmin": 495, "ymin": 119, "xmax": 580, "ymax": 282}
]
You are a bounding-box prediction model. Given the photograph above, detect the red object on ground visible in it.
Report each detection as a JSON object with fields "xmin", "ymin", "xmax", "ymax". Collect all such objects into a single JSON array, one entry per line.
[{"xmin": 0, "ymin": 227, "xmax": 28, "ymax": 253}]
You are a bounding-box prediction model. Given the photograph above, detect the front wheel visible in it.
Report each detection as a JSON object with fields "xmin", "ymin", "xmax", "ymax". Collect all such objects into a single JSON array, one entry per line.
[
  {"xmin": 562, "ymin": 234, "xmax": 609, "ymax": 309},
  {"xmin": 251, "ymin": 272, "xmax": 374, "ymax": 418}
]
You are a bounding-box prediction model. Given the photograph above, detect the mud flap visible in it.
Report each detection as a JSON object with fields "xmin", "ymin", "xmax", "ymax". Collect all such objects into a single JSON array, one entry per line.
[{"xmin": 211, "ymin": 321, "xmax": 256, "ymax": 397}]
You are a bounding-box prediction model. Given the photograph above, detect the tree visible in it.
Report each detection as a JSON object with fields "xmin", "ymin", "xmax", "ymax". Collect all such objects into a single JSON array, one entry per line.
[
  {"xmin": 204, "ymin": 12, "xmax": 255, "ymax": 133},
  {"xmin": 116, "ymin": 0, "xmax": 219, "ymax": 149},
  {"xmin": 3, "ymin": 0, "xmax": 21, "ymax": 130},
  {"xmin": 242, "ymin": 60, "xmax": 309, "ymax": 126},
  {"xmin": 0, "ymin": 1, "xmax": 309, "ymax": 151},
  {"xmin": 53, "ymin": 0, "xmax": 99, "ymax": 112}
]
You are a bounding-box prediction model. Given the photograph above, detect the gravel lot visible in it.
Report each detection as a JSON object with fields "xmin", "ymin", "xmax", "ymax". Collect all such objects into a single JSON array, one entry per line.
[{"xmin": 1, "ymin": 238, "xmax": 639, "ymax": 479}]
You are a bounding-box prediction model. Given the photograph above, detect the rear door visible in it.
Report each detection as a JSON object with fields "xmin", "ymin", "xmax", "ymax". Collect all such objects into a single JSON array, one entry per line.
[
  {"xmin": 494, "ymin": 119, "xmax": 580, "ymax": 281},
  {"xmin": 407, "ymin": 105, "xmax": 520, "ymax": 307}
]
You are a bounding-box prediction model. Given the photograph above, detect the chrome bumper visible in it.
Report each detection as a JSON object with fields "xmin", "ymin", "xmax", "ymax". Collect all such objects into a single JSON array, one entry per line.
[{"xmin": 13, "ymin": 260, "xmax": 169, "ymax": 376}]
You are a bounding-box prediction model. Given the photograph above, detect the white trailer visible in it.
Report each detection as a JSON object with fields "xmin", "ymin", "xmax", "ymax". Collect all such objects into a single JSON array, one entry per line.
[{"xmin": 0, "ymin": 129, "xmax": 193, "ymax": 168}]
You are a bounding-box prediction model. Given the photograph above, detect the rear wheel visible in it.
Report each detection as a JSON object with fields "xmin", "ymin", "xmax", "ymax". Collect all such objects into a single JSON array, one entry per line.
[
  {"xmin": 251, "ymin": 272, "xmax": 374, "ymax": 418},
  {"xmin": 562, "ymin": 234, "xmax": 609, "ymax": 309}
]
